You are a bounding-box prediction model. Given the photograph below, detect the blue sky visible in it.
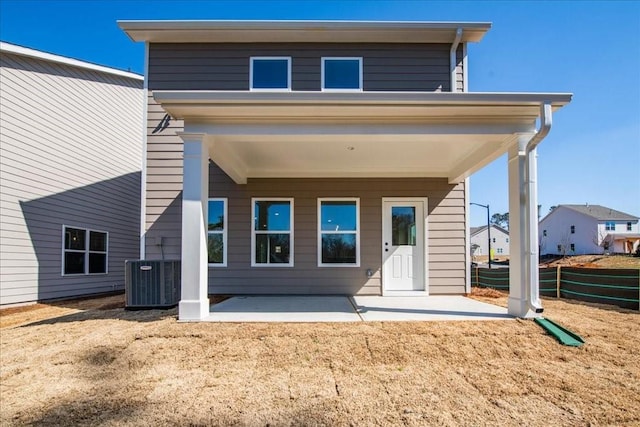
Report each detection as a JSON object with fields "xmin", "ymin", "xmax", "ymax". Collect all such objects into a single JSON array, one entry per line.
[{"xmin": 1, "ymin": 1, "xmax": 639, "ymax": 226}]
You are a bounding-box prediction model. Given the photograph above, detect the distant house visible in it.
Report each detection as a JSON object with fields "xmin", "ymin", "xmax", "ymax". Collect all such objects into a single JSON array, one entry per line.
[
  {"xmin": 470, "ymin": 225, "xmax": 509, "ymax": 258},
  {"xmin": 539, "ymin": 205, "xmax": 640, "ymax": 255},
  {"xmin": 0, "ymin": 42, "xmax": 144, "ymax": 306}
]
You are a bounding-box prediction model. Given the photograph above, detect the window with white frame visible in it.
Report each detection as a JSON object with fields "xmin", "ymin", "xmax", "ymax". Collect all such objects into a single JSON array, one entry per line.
[
  {"xmin": 62, "ymin": 226, "xmax": 108, "ymax": 275},
  {"xmin": 208, "ymin": 198, "xmax": 227, "ymax": 266},
  {"xmin": 497, "ymin": 248, "xmax": 503, "ymax": 254},
  {"xmin": 605, "ymin": 222, "xmax": 616, "ymax": 231},
  {"xmin": 627, "ymin": 222, "xmax": 633, "ymax": 231},
  {"xmin": 252, "ymin": 199, "xmax": 293, "ymax": 266},
  {"xmin": 322, "ymin": 58, "xmax": 362, "ymax": 91},
  {"xmin": 570, "ymin": 243, "xmax": 575, "ymax": 252},
  {"xmin": 250, "ymin": 57, "xmax": 291, "ymax": 90},
  {"xmin": 318, "ymin": 198, "xmax": 360, "ymax": 266},
  {"xmin": 570, "ymin": 225, "xmax": 575, "ymax": 234}
]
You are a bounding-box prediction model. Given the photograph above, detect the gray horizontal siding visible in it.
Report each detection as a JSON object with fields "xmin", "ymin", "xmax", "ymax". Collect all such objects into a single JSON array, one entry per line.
[
  {"xmin": 0, "ymin": 52, "xmax": 143, "ymax": 305},
  {"xmin": 144, "ymin": 99, "xmax": 468, "ymax": 295},
  {"xmin": 149, "ymin": 42, "xmax": 463, "ymax": 92}
]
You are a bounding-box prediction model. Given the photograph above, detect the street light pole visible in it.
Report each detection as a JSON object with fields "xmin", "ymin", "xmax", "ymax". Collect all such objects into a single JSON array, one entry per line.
[{"xmin": 471, "ymin": 202, "xmax": 491, "ymax": 269}]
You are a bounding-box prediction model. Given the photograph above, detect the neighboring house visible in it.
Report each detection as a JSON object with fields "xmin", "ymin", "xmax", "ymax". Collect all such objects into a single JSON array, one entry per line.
[
  {"xmin": 470, "ymin": 225, "xmax": 509, "ymax": 258},
  {"xmin": 539, "ymin": 205, "xmax": 640, "ymax": 255},
  {"xmin": 0, "ymin": 42, "xmax": 144, "ymax": 306},
  {"xmin": 119, "ymin": 20, "xmax": 571, "ymax": 319}
]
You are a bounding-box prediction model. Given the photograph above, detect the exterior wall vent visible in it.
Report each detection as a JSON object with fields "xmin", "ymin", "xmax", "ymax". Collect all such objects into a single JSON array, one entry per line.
[{"xmin": 125, "ymin": 260, "xmax": 180, "ymax": 309}]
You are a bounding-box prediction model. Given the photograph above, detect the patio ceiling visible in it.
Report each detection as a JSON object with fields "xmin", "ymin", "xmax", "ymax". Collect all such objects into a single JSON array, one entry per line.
[{"xmin": 154, "ymin": 91, "xmax": 571, "ymax": 184}]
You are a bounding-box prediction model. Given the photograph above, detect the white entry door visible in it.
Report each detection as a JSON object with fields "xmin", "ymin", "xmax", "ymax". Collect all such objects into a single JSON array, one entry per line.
[{"xmin": 382, "ymin": 199, "xmax": 427, "ymax": 292}]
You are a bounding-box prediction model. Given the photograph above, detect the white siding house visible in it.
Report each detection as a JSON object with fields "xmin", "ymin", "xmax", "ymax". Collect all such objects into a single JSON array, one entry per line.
[
  {"xmin": 0, "ymin": 42, "xmax": 144, "ymax": 306},
  {"xmin": 539, "ymin": 205, "xmax": 640, "ymax": 255},
  {"xmin": 470, "ymin": 225, "xmax": 510, "ymax": 258}
]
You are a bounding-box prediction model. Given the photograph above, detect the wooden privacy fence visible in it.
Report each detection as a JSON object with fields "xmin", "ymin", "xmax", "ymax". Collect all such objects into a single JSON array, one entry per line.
[{"xmin": 471, "ymin": 266, "xmax": 640, "ymax": 310}]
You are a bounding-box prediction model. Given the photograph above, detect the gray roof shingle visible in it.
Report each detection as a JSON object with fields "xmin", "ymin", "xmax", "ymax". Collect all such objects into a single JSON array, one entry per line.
[{"xmin": 561, "ymin": 205, "xmax": 639, "ymax": 221}]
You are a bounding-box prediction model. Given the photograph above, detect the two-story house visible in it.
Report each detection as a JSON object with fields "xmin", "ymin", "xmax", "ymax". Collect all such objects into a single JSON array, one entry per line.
[
  {"xmin": 119, "ymin": 20, "xmax": 571, "ymax": 320},
  {"xmin": 0, "ymin": 42, "xmax": 143, "ymax": 306},
  {"xmin": 539, "ymin": 204, "xmax": 640, "ymax": 255},
  {"xmin": 470, "ymin": 225, "xmax": 510, "ymax": 259}
]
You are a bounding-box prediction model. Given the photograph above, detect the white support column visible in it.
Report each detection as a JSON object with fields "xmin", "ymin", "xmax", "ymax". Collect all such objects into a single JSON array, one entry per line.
[
  {"xmin": 507, "ymin": 134, "xmax": 541, "ymax": 318},
  {"xmin": 178, "ymin": 133, "xmax": 209, "ymax": 321}
]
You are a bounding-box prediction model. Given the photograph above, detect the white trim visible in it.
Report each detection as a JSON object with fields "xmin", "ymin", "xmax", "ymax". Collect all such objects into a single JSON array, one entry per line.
[
  {"xmin": 118, "ymin": 20, "xmax": 492, "ymax": 44},
  {"xmin": 140, "ymin": 41, "xmax": 149, "ymax": 259},
  {"xmin": 0, "ymin": 41, "xmax": 142, "ymax": 80},
  {"xmin": 61, "ymin": 225, "xmax": 109, "ymax": 276},
  {"xmin": 317, "ymin": 198, "xmax": 361, "ymax": 268},
  {"xmin": 381, "ymin": 198, "xmax": 429, "ymax": 294},
  {"xmin": 249, "ymin": 57, "xmax": 292, "ymax": 91},
  {"xmin": 251, "ymin": 198, "xmax": 294, "ymax": 267},
  {"xmin": 321, "ymin": 57, "xmax": 363, "ymax": 91},
  {"xmin": 464, "ymin": 178, "xmax": 471, "ymax": 294},
  {"xmin": 207, "ymin": 198, "xmax": 228, "ymax": 267}
]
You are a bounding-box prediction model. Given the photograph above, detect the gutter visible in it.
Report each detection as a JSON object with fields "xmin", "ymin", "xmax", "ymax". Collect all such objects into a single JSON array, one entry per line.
[
  {"xmin": 450, "ymin": 28, "xmax": 463, "ymax": 92},
  {"xmin": 525, "ymin": 102, "xmax": 553, "ymax": 314}
]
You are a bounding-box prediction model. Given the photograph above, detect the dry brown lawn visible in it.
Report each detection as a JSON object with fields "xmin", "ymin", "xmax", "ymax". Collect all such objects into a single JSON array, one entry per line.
[
  {"xmin": 1, "ymin": 293, "xmax": 639, "ymax": 426},
  {"xmin": 540, "ymin": 254, "xmax": 640, "ymax": 269}
]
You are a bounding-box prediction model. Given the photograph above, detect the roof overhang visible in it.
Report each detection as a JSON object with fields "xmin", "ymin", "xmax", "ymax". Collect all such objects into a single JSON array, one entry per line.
[
  {"xmin": 0, "ymin": 41, "xmax": 142, "ymax": 80},
  {"xmin": 118, "ymin": 20, "xmax": 491, "ymax": 44},
  {"xmin": 154, "ymin": 91, "xmax": 571, "ymax": 185}
]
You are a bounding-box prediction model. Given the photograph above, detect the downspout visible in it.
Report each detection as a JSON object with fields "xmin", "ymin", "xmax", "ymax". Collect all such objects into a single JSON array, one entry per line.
[
  {"xmin": 525, "ymin": 102, "xmax": 553, "ymax": 313},
  {"xmin": 450, "ymin": 28, "xmax": 463, "ymax": 92}
]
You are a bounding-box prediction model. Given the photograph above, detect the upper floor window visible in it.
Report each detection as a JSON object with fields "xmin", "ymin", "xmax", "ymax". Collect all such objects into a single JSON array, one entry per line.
[
  {"xmin": 570, "ymin": 225, "xmax": 575, "ymax": 234},
  {"xmin": 250, "ymin": 57, "xmax": 291, "ymax": 91},
  {"xmin": 627, "ymin": 222, "xmax": 633, "ymax": 231},
  {"xmin": 321, "ymin": 58, "xmax": 363, "ymax": 91},
  {"xmin": 318, "ymin": 198, "xmax": 360, "ymax": 266},
  {"xmin": 252, "ymin": 198, "xmax": 293, "ymax": 266},
  {"xmin": 605, "ymin": 222, "xmax": 615, "ymax": 231},
  {"xmin": 63, "ymin": 226, "xmax": 108, "ymax": 275},
  {"xmin": 543, "ymin": 230, "xmax": 547, "ymax": 237},
  {"xmin": 208, "ymin": 199, "xmax": 227, "ymax": 267}
]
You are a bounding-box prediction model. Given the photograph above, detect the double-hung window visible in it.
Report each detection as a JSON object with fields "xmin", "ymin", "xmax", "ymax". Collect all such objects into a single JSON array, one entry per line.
[
  {"xmin": 250, "ymin": 57, "xmax": 291, "ymax": 90},
  {"xmin": 252, "ymin": 198, "xmax": 293, "ymax": 266},
  {"xmin": 321, "ymin": 57, "xmax": 363, "ymax": 91},
  {"xmin": 62, "ymin": 226, "xmax": 108, "ymax": 275},
  {"xmin": 208, "ymin": 198, "xmax": 227, "ymax": 266},
  {"xmin": 605, "ymin": 222, "xmax": 616, "ymax": 231},
  {"xmin": 318, "ymin": 198, "xmax": 360, "ymax": 267}
]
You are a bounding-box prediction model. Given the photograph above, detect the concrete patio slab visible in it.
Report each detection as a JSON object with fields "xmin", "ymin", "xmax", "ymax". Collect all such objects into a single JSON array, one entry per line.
[
  {"xmin": 202, "ymin": 295, "xmax": 511, "ymax": 323},
  {"xmin": 352, "ymin": 296, "xmax": 512, "ymax": 321},
  {"xmin": 203, "ymin": 296, "xmax": 361, "ymax": 322}
]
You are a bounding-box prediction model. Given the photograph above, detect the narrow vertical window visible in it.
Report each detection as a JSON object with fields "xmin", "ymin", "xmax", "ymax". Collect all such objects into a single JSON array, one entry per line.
[
  {"xmin": 208, "ymin": 198, "xmax": 227, "ymax": 266},
  {"xmin": 318, "ymin": 198, "xmax": 360, "ymax": 266},
  {"xmin": 322, "ymin": 58, "xmax": 363, "ymax": 90},
  {"xmin": 570, "ymin": 225, "xmax": 575, "ymax": 234},
  {"xmin": 252, "ymin": 199, "xmax": 293, "ymax": 266},
  {"xmin": 627, "ymin": 222, "xmax": 632, "ymax": 231},
  {"xmin": 250, "ymin": 57, "xmax": 291, "ymax": 90},
  {"xmin": 63, "ymin": 226, "xmax": 108, "ymax": 275}
]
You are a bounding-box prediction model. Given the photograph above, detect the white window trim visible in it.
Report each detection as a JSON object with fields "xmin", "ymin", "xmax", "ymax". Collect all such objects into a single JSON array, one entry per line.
[
  {"xmin": 208, "ymin": 198, "xmax": 228, "ymax": 268},
  {"xmin": 251, "ymin": 198, "xmax": 294, "ymax": 267},
  {"xmin": 321, "ymin": 57, "xmax": 363, "ymax": 92},
  {"xmin": 249, "ymin": 57, "xmax": 292, "ymax": 91},
  {"xmin": 317, "ymin": 197, "xmax": 361, "ymax": 267},
  {"xmin": 61, "ymin": 225, "xmax": 109, "ymax": 276}
]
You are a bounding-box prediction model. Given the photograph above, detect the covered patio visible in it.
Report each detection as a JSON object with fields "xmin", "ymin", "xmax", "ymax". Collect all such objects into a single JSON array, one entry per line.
[
  {"xmin": 151, "ymin": 91, "xmax": 572, "ymax": 321},
  {"xmin": 202, "ymin": 295, "xmax": 511, "ymax": 322}
]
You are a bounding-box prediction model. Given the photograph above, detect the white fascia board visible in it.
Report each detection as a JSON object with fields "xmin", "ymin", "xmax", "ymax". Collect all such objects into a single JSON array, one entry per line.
[
  {"xmin": 118, "ymin": 20, "xmax": 491, "ymax": 43},
  {"xmin": 152, "ymin": 90, "xmax": 572, "ymax": 107},
  {"xmin": 0, "ymin": 41, "xmax": 143, "ymax": 81}
]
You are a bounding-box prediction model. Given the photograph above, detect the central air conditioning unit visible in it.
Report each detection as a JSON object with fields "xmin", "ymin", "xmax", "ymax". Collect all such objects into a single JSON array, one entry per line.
[{"xmin": 125, "ymin": 260, "xmax": 181, "ymax": 309}]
